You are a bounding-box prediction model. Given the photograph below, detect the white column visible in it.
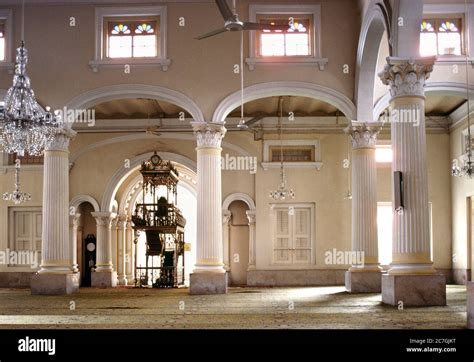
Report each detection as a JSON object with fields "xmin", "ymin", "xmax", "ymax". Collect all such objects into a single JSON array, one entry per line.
[
  {"xmin": 111, "ymin": 218, "xmax": 118, "ymax": 281},
  {"xmin": 246, "ymin": 210, "xmax": 256, "ymax": 271},
  {"xmin": 378, "ymin": 57, "xmax": 446, "ymax": 306},
  {"xmin": 125, "ymin": 219, "xmax": 134, "ymax": 285},
  {"xmin": 91, "ymin": 212, "xmax": 116, "ymax": 272},
  {"xmin": 380, "ymin": 58, "xmax": 436, "ymax": 275},
  {"xmin": 69, "ymin": 213, "xmax": 81, "ymax": 273},
  {"xmin": 222, "ymin": 210, "xmax": 232, "ymax": 271},
  {"xmin": 38, "ymin": 129, "xmax": 75, "ymax": 274},
  {"xmin": 348, "ymin": 124, "xmax": 380, "ymax": 270},
  {"xmin": 190, "ymin": 123, "xmax": 228, "ymax": 294},
  {"xmin": 31, "ymin": 128, "xmax": 79, "ymax": 295},
  {"xmin": 193, "ymin": 123, "xmax": 227, "ymax": 273},
  {"xmin": 117, "ymin": 215, "xmax": 127, "ymax": 285},
  {"xmin": 344, "ymin": 124, "xmax": 381, "ymax": 293}
]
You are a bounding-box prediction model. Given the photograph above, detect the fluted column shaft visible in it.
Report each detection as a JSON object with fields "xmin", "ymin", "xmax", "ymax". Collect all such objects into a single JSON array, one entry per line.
[
  {"xmin": 193, "ymin": 123, "xmax": 227, "ymax": 273},
  {"xmin": 125, "ymin": 220, "xmax": 134, "ymax": 284},
  {"xmin": 117, "ymin": 215, "xmax": 127, "ymax": 285},
  {"xmin": 91, "ymin": 212, "xmax": 116, "ymax": 272},
  {"xmin": 69, "ymin": 213, "xmax": 81, "ymax": 273},
  {"xmin": 346, "ymin": 124, "xmax": 380, "ymax": 270},
  {"xmin": 380, "ymin": 57, "xmax": 436, "ymax": 275},
  {"xmin": 39, "ymin": 129, "xmax": 75, "ymax": 274},
  {"xmin": 222, "ymin": 211, "xmax": 231, "ymax": 271},
  {"xmin": 246, "ymin": 210, "xmax": 256, "ymax": 271}
]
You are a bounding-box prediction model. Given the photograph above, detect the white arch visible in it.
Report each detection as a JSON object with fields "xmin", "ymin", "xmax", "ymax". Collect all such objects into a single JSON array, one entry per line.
[
  {"xmin": 373, "ymin": 82, "xmax": 474, "ymax": 120},
  {"xmin": 355, "ymin": 1, "xmax": 391, "ymax": 121},
  {"xmin": 222, "ymin": 192, "xmax": 256, "ymax": 211},
  {"xmin": 212, "ymin": 81, "xmax": 357, "ymax": 124},
  {"xmin": 64, "ymin": 84, "xmax": 205, "ymax": 124},
  {"xmin": 70, "ymin": 194, "xmax": 100, "ymax": 213},
  {"xmin": 101, "ymin": 151, "xmax": 197, "ymax": 213},
  {"xmin": 70, "ymin": 133, "xmax": 252, "ymax": 165}
]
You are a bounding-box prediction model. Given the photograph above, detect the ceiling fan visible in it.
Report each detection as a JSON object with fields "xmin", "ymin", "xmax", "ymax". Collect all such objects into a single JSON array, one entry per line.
[{"xmin": 196, "ymin": 0, "xmax": 288, "ymax": 40}]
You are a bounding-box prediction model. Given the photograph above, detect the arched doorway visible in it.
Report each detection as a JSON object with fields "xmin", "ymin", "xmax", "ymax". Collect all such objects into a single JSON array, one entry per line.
[{"xmin": 228, "ymin": 200, "xmax": 250, "ymax": 286}]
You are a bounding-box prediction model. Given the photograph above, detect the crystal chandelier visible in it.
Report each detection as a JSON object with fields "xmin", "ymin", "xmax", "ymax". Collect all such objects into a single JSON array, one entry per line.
[
  {"xmin": 0, "ymin": 0, "xmax": 61, "ymax": 157},
  {"xmin": 270, "ymin": 97, "xmax": 295, "ymax": 201},
  {"xmin": 452, "ymin": 0, "xmax": 473, "ymax": 178},
  {"xmin": 2, "ymin": 160, "xmax": 31, "ymax": 204}
]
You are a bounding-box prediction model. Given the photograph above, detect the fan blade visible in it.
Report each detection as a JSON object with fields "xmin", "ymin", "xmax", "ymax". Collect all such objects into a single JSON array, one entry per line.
[
  {"xmin": 195, "ymin": 27, "xmax": 228, "ymax": 40},
  {"xmin": 216, "ymin": 0, "xmax": 236, "ymax": 22},
  {"xmin": 243, "ymin": 22, "xmax": 290, "ymax": 31}
]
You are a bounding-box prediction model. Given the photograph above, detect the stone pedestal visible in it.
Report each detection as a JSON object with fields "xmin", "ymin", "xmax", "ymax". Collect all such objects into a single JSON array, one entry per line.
[
  {"xmin": 190, "ymin": 273, "xmax": 228, "ymax": 295},
  {"xmin": 91, "ymin": 271, "xmax": 117, "ymax": 288},
  {"xmin": 31, "ymin": 273, "xmax": 79, "ymax": 295},
  {"xmin": 468, "ymin": 282, "xmax": 474, "ymax": 329},
  {"xmin": 345, "ymin": 270, "xmax": 381, "ymax": 293},
  {"xmin": 382, "ymin": 274, "xmax": 446, "ymax": 307}
]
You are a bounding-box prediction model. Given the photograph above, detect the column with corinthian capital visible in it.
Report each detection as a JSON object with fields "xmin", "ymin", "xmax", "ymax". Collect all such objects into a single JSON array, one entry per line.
[
  {"xmin": 31, "ymin": 127, "xmax": 79, "ymax": 295},
  {"xmin": 345, "ymin": 123, "xmax": 382, "ymax": 293},
  {"xmin": 379, "ymin": 57, "xmax": 446, "ymax": 306},
  {"xmin": 190, "ymin": 123, "xmax": 228, "ymax": 294},
  {"xmin": 91, "ymin": 212, "xmax": 117, "ymax": 288}
]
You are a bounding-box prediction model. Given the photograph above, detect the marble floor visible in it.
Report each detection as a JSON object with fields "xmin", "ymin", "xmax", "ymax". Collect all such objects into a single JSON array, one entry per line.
[{"xmin": 0, "ymin": 285, "xmax": 467, "ymax": 329}]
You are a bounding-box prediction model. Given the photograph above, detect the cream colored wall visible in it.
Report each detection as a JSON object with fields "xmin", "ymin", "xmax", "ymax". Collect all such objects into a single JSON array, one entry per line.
[{"xmin": 0, "ymin": 0, "xmax": 359, "ymax": 121}]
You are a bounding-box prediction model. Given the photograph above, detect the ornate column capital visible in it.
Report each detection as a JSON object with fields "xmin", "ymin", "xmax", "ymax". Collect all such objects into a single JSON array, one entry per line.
[
  {"xmin": 117, "ymin": 214, "xmax": 128, "ymax": 229},
  {"xmin": 192, "ymin": 122, "xmax": 227, "ymax": 149},
  {"xmin": 91, "ymin": 212, "xmax": 117, "ymax": 227},
  {"xmin": 345, "ymin": 123, "xmax": 380, "ymax": 149},
  {"xmin": 69, "ymin": 213, "xmax": 81, "ymax": 227},
  {"xmin": 246, "ymin": 210, "xmax": 256, "ymax": 224},
  {"xmin": 222, "ymin": 210, "xmax": 232, "ymax": 225},
  {"xmin": 379, "ymin": 57, "xmax": 435, "ymax": 99},
  {"xmin": 45, "ymin": 126, "xmax": 77, "ymax": 152}
]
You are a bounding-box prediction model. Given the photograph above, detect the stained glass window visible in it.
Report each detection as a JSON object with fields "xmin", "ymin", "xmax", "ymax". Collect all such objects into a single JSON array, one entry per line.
[
  {"xmin": 107, "ymin": 20, "xmax": 157, "ymax": 59},
  {"xmin": 257, "ymin": 16, "xmax": 311, "ymax": 57},
  {"xmin": 420, "ymin": 18, "xmax": 462, "ymax": 56}
]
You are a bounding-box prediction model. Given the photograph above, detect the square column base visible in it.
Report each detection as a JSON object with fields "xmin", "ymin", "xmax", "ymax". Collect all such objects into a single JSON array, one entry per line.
[
  {"xmin": 31, "ymin": 273, "xmax": 79, "ymax": 295},
  {"xmin": 468, "ymin": 282, "xmax": 474, "ymax": 329},
  {"xmin": 345, "ymin": 270, "xmax": 381, "ymax": 293},
  {"xmin": 190, "ymin": 272, "xmax": 228, "ymax": 295},
  {"xmin": 382, "ymin": 273, "xmax": 446, "ymax": 307},
  {"xmin": 91, "ymin": 271, "xmax": 117, "ymax": 288}
]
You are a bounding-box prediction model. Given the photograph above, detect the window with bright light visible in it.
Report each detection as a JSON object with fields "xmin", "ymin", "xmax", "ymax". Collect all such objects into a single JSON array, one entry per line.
[
  {"xmin": 0, "ymin": 23, "xmax": 5, "ymax": 61},
  {"xmin": 106, "ymin": 19, "xmax": 157, "ymax": 59},
  {"xmin": 257, "ymin": 15, "xmax": 312, "ymax": 57},
  {"xmin": 375, "ymin": 145, "xmax": 393, "ymax": 163},
  {"xmin": 420, "ymin": 18, "xmax": 462, "ymax": 56}
]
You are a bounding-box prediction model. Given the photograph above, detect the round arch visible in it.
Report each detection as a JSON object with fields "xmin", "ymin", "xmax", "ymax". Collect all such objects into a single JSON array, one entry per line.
[
  {"xmin": 373, "ymin": 82, "xmax": 474, "ymax": 120},
  {"xmin": 70, "ymin": 194, "xmax": 100, "ymax": 213},
  {"xmin": 355, "ymin": 1, "xmax": 391, "ymax": 121},
  {"xmin": 222, "ymin": 192, "xmax": 256, "ymax": 211},
  {"xmin": 101, "ymin": 151, "xmax": 197, "ymax": 213},
  {"xmin": 212, "ymin": 81, "xmax": 357, "ymax": 124},
  {"xmin": 64, "ymin": 84, "xmax": 205, "ymax": 124}
]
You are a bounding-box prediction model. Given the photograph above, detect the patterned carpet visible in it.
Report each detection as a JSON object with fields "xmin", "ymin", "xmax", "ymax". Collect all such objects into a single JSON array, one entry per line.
[{"xmin": 0, "ymin": 285, "xmax": 467, "ymax": 329}]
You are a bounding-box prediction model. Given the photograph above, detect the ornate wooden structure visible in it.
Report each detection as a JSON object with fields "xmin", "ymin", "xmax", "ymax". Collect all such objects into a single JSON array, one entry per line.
[{"xmin": 132, "ymin": 153, "xmax": 186, "ymax": 288}]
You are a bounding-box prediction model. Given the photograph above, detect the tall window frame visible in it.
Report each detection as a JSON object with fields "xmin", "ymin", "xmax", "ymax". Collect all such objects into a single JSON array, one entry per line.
[
  {"xmin": 422, "ymin": 3, "xmax": 474, "ymax": 63},
  {"xmin": 420, "ymin": 17, "xmax": 464, "ymax": 57},
  {"xmin": 246, "ymin": 4, "xmax": 327, "ymax": 70},
  {"xmin": 90, "ymin": 6, "xmax": 170, "ymax": 72}
]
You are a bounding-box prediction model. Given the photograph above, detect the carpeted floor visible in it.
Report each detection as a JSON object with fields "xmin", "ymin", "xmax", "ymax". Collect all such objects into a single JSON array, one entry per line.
[{"xmin": 0, "ymin": 285, "xmax": 467, "ymax": 329}]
